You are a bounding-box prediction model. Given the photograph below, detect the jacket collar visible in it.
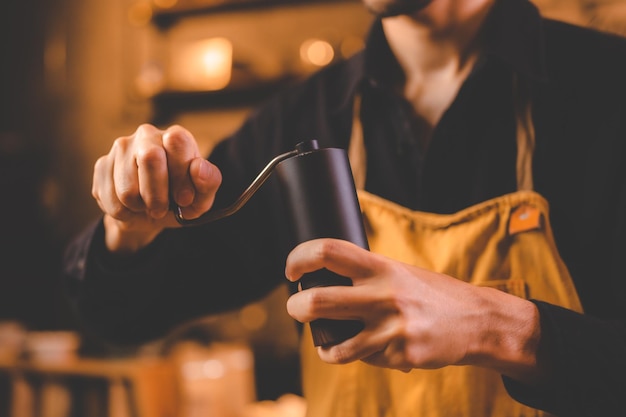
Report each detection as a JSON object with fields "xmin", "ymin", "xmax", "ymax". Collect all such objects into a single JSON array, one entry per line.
[{"xmin": 481, "ymin": 0, "xmax": 548, "ymax": 82}]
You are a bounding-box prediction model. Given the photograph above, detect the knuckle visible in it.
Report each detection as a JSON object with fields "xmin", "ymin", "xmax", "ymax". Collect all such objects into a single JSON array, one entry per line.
[
  {"xmin": 108, "ymin": 201, "xmax": 131, "ymax": 221},
  {"xmin": 304, "ymin": 289, "xmax": 325, "ymax": 313},
  {"xmin": 313, "ymin": 239, "xmax": 341, "ymax": 263},
  {"xmin": 327, "ymin": 345, "xmax": 351, "ymax": 364},
  {"xmin": 136, "ymin": 123, "xmax": 158, "ymax": 137},
  {"xmin": 116, "ymin": 185, "xmax": 140, "ymax": 207},
  {"xmin": 112, "ymin": 135, "xmax": 133, "ymax": 153},
  {"xmin": 292, "ymin": 289, "xmax": 325, "ymax": 322},
  {"xmin": 91, "ymin": 184, "xmax": 99, "ymax": 201},
  {"xmin": 136, "ymin": 144, "xmax": 166, "ymax": 168},
  {"xmin": 166, "ymin": 124, "xmax": 188, "ymax": 136},
  {"xmin": 92, "ymin": 158, "xmax": 107, "ymax": 202},
  {"xmin": 93, "ymin": 155, "xmax": 107, "ymax": 176},
  {"xmin": 162, "ymin": 125, "xmax": 192, "ymax": 153}
]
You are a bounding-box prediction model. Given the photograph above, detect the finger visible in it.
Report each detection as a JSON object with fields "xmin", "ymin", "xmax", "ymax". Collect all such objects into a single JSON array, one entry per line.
[
  {"xmin": 112, "ymin": 135, "xmax": 143, "ymax": 212},
  {"xmin": 317, "ymin": 320, "xmax": 414, "ymax": 371},
  {"xmin": 94, "ymin": 149, "xmax": 139, "ymax": 222},
  {"xmin": 360, "ymin": 349, "xmax": 411, "ymax": 372},
  {"xmin": 134, "ymin": 125, "xmax": 170, "ymax": 219},
  {"xmin": 286, "ymin": 283, "xmax": 380, "ymax": 323},
  {"xmin": 355, "ymin": 326, "xmax": 410, "ymax": 369},
  {"xmin": 183, "ymin": 157, "xmax": 222, "ymax": 219},
  {"xmin": 285, "ymin": 239, "xmax": 378, "ymax": 283},
  {"xmin": 316, "ymin": 326, "xmax": 394, "ymax": 365},
  {"xmin": 162, "ymin": 125, "xmax": 201, "ymax": 208},
  {"xmin": 287, "ymin": 285, "xmax": 356, "ymax": 323},
  {"xmin": 93, "ymin": 154, "xmax": 124, "ymax": 219}
]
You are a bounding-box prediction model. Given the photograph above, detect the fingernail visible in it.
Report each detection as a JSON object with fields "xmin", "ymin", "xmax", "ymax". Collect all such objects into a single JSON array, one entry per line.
[{"xmin": 198, "ymin": 159, "xmax": 212, "ymax": 181}]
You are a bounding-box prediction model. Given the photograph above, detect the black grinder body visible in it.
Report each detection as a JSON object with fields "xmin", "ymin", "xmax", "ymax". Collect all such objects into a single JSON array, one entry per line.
[{"xmin": 274, "ymin": 141, "xmax": 368, "ymax": 347}]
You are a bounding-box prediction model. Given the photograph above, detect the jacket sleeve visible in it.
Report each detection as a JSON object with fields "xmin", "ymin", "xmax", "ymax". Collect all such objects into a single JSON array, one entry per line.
[
  {"xmin": 62, "ymin": 108, "xmax": 297, "ymax": 349},
  {"xmin": 503, "ymin": 148, "xmax": 626, "ymax": 416},
  {"xmin": 63, "ymin": 218, "xmax": 184, "ymax": 346},
  {"xmin": 503, "ymin": 301, "xmax": 626, "ymax": 416}
]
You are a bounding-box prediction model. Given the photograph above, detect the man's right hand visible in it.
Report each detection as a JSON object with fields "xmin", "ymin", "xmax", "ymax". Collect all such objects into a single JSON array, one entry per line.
[{"xmin": 92, "ymin": 124, "xmax": 222, "ymax": 254}]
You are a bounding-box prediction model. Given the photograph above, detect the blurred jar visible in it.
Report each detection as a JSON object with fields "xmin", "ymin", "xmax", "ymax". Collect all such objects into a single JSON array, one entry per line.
[
  {"xmin": 0, "ymin": 321, "xmax": 26, "ymax": 362},
  {"xmin": 170, "ymin": 341, "xmax": 256, "ymax": 417},
  {"xmin": 24, "ymin": 331, "xmax": 80, "ymax": 364}
]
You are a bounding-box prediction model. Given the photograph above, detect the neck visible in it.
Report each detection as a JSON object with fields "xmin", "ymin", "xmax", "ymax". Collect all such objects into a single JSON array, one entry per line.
[
  {"xmin": 382, "ymin": 0, "xmax": 495, "ymax": 77},
  {"xmin": 377, "ymin": 0, "xmax": 496, "ymax": 142}
]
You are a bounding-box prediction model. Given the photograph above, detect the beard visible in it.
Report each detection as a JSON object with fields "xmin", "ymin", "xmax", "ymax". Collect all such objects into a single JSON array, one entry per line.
[{"xmin": 362, "ymin": 0, "xmax": 434, "ymax": 17}]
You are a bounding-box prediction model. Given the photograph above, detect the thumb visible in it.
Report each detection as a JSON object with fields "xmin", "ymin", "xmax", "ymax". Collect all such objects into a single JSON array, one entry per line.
[{"xmin": 183, "ymin": 157, "xmax": 222, "ymax": 219}]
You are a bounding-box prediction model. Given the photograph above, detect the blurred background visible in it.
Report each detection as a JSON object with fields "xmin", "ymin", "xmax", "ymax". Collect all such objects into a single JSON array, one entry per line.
[{"xmin": 0, "ymin": 0, "xmax": 624, "ymax": 416}]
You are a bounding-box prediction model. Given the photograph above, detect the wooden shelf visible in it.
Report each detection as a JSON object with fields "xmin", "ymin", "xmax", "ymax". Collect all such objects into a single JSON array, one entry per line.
[
  {"xmin": 146, "ymin": 0, "xmax": 366, "ymax": 124},
  {"xmin": 152, "ymin": 0, "xmax": 359, "ymax": 29},
  {"xmin": 150, "ymin": 75, "xmax": 298, "ymax": 125}
]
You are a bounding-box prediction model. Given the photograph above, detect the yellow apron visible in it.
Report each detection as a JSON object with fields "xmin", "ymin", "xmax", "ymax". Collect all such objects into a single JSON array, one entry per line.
[{"xmin": 299, "ymin": 83, "xmax": 583, "ymax": 417}]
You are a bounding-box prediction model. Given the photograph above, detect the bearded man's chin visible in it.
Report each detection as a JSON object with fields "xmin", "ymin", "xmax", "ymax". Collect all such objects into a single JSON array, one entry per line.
[{"xmin": 363, "ymin": 0, "xmax": 433, "ymax": 18}]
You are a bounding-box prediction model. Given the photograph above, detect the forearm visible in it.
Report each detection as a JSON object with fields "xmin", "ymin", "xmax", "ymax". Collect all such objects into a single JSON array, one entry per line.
[
  {"xmin": 463, "ymin": 287, "xmax": 548, "ymax": 386},
  {"xmin": 64, "ymin": 219, "xmax": 180, "ymax": 345},
  {"xmin": 463, "ymin": 288, "xmax": 626, "ymax": 416},
  {"xmin": 65, "ymin": 209, "xmax": 289, "ymax": 347}
]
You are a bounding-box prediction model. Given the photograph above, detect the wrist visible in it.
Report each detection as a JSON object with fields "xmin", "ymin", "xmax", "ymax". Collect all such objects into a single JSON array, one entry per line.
[
  {"xmin": 103, "ymin": 214, "xmax": 163, "ymax": 255},
  {"xmin": 465, "ymin": 287, "xmax": 546, "ymax": 385}
]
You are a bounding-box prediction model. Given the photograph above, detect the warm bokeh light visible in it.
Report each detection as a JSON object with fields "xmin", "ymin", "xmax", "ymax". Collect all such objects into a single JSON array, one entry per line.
[
  {"xmin": 44, "ymin": 37, "xmax": 66, "ymax": 75},
  {"xmin": 340, "ymin": 35, "xmax": 365, "ymax": 59},
  {"xmin": 44, "ymin": 33, "xmax": 67, "ymax": 93},
  {"xmin": 239, "ymin": 304, "xmax": 268, "ymax": 331},
  {"xmin": 128, "ymin": 1, "xmax": 153, "ymax": 27},
  {"xmin": 135, "ymin": 62, "xmax": 165, "ymax": 97},
  {"xmin": 299, "ymin": 38, "xmax": 334, "ymax": 67},
  {"xmin": 173, "ymin": 37, "xmax": 233, "ymax": 91},
  {"xmin": 153, "ymin": 0, "xmax": 178, "ymax": 9}
]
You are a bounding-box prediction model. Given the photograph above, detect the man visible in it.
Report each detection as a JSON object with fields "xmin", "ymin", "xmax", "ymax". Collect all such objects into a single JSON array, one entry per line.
[{"xmin": 64, "ymin": 0, "xmax": 626, "ymax": 415}]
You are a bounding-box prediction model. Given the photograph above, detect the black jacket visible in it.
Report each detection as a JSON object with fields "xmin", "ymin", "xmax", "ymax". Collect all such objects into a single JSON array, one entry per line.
[{"xmin": 64, "ymin": 0, "xmax": 626, "ymax": 415}]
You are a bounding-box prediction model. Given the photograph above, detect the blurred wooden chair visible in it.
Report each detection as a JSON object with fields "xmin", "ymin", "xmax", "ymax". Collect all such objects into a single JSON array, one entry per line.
[{"xmin": 1, "ymin": 332, "xmax": 178, "ymax": 417}]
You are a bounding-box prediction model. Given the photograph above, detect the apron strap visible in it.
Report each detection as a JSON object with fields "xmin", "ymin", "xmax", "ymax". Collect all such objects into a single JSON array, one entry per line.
[
  {"xmin": 512, "ymin": 74, "xmax": 535, "ymax": 191},
  {"xmin": 348, "ymin": 93, "xmax": 367, "ymax": 190},
  {"xmin": 347, "ymin": 73, "xmax": 536, "ymax": 192}
]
